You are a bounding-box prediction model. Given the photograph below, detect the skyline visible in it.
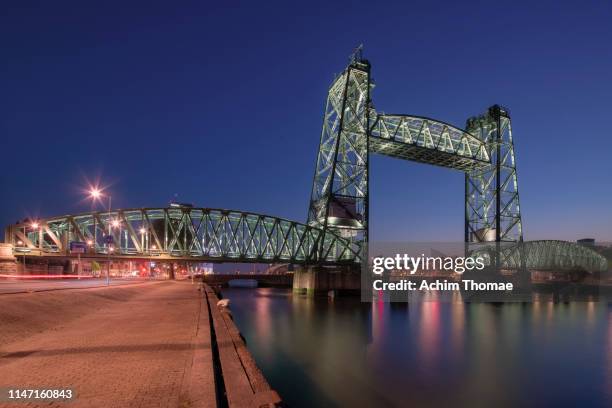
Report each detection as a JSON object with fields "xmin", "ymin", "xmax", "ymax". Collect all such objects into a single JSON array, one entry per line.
[{"xmin": 2, "ymin": 1, "xmax": 612, "ymax": 242}]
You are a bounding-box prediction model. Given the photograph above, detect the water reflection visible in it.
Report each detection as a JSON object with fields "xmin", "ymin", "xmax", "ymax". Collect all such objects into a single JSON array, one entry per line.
[{"xmin": 224, "ymin": 288, "xmax": 611, "ymax": 407}]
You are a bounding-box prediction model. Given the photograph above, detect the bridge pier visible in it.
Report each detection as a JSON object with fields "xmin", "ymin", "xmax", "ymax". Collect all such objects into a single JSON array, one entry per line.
[
  {"xmin": 0, "ymin": 244, "xmax": 17, "ymax": 275},
  {"xmin": 292, "ymin": 265, "xmax": 360, "ymax": 296}
]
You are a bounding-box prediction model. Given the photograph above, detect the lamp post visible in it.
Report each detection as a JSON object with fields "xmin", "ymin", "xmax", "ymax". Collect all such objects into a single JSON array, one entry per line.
[
  {"xmin": 150, "ymin": 245, "xmax": 156, "ymax": 279},
  {"xmin": 16, "ymin": 240, "xmax": 25, "ymax": 273},
  {"xmin": 140, "ymin": 227, "xmax": 146, "ymax": 278},
  {"xmin": 19, "ymin": 222, "xmax": 40, "ymax": 274},
  {"xmin": 89, "ymin": 188, "xmax": 101, "ymax": 253},
  {"xmin": 139, "ymin": 227, "xmax": 146, "ymax": 252},
  {"xmin": 88, "ymin": 187, "xmax": 112, "ymax": 286},
  {"xmin": 86, "ymin": 239, "xmax": 93, "ymax": 277},
  {"xmin": 108, "ymin": 217, "xmax": 118, "ymax": 286}
]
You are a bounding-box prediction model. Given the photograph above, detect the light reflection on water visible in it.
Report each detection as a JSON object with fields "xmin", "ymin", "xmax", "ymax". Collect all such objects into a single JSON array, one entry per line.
[{"xmin": 223, "ymin": 288, "xmax": 612, "ymax": 408}]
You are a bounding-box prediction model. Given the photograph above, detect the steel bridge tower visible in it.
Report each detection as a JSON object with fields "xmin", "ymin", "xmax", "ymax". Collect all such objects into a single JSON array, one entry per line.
[
  {"xmin": 465, "ymin": 105, "xmax": 524, "ymax": 268},
  {"xmin": 308, "ymin": 50, "xmax": 524, "ymax": 267},
  {"xmin": 307, "ymin": 50, "xmax": 371, "ymax": 263}
]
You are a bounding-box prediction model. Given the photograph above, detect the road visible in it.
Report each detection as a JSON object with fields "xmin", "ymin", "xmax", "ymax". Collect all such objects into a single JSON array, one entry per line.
[
  {"xmin": 0, "ymin": 281, "xmax": 215, "ymax": 407},
  {"xmin": 0, "ymin": 278, "xmax": 156, "ymax": 294}
]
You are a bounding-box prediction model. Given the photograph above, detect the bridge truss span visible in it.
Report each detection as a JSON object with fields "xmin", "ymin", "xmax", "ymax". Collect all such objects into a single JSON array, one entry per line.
[
  {"xmin": 473, "ymin": 240, "xmax": 609, "ymax": 273},
  {"xmin": 6, "ymin": 208, "xmax": 360, "ymax": 264},
  {"xmin": 369, "ymin": 114, "xmax": 490, "ymax": 171},
  {"xmin": 7, "ymin": 49, "xmax": 598, "ymax": 276}
]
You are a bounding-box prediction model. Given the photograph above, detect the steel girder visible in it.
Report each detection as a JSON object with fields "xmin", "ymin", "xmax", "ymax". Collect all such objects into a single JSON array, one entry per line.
[
  {"xmin": 369, "ymin": 115, "xmax": 490, "ymax": 171},
  {"xmin": 6, "ymin": 208, "xmax": 359, "ymax": 264},
  {"xmin": 474, "ymin": 241, "xmax": 608, "ymax": 272}
]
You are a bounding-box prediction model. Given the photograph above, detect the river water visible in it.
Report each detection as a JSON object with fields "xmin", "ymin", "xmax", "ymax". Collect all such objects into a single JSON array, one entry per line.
[{"xmin": 222, "ymin": 288, "xmax": 612, "ymax": 407}]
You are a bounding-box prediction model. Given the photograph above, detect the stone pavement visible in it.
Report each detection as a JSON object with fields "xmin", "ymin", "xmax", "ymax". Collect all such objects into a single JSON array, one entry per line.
[
  {"xmin": 0, "ymin": 278, "xmax": 155, "ymax": 295},
  {"xmin": 0, "ymin": 281, "xmax": 215, "ymax": 408}
]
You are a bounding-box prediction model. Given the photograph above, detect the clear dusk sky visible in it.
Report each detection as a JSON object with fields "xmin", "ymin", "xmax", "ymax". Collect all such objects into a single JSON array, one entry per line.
[{"xmin": 1, "ymin": 1, "xmax": 611, "ymax": 242}]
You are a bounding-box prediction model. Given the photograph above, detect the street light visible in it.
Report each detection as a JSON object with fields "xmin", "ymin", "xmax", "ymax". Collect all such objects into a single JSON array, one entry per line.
[
  {"xmin": 149, "ymin": 244, "xmax": 157, "ymax": 279},
  {"xmin": 17, "ymin": 221, "xmax": 41, "ymax": 274},
  {"xmin": 139, "ymin": 227, "xmax": 147, "ymax": 256},
  {"xmin": 88, "ymin": 187, "xmax": 103, "ymax": 254},
  {"xmin": 87, "ymin": 186, "xmax": 112, "ymax": 286},
  {"xmin": 17, "ymin": 239, "xmax": 25, "ymax": 273},
  {"xmin": 107, "ymin": 217, "xmax": 118, "ymax": 285},
  {"xmin": 89, "ymin": 188, "xmax": 101, "ymax": 199},
  {"xmin": 27, "ymin": 221, "xmax": 41, "ymax": 274}
]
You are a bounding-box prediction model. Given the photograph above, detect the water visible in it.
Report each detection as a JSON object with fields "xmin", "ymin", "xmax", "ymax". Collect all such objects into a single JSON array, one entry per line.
[{"xmin": 222, "ymin": 288, "xmax": 612, "ymax": 408}]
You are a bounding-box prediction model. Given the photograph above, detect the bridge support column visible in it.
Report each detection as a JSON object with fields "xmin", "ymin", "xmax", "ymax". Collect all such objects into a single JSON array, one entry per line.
[
  {"xmin": 0, "ymin": 244, "xmax": 17, "ymax": 275},
  {"xmin": 292, "ymin": 265, "xmax": 360, "ymax": 296},
  {"xmin": 169, "ymin": 262, "xmax": 175, "ymax": 280}
]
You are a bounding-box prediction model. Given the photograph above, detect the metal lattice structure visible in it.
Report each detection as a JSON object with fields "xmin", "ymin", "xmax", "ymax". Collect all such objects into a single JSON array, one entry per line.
[
  {"xmin": 6, "ymin": 49, "xmax": 605, "ymax": 274},
  {"xmin": 465, "ymin": 105, "xmax": 523, "ymax": 245},
  {"xmin": 6, "ymin": 208, "xmax": 359, "ymax": 264},
  {"xmin": 464, "ymin": 105, "xmax": 524, "ymax": 269},
  {"xmin": 308, "ymin": 49, "xmax": 494, "ymax": 263},
  {"xmin": 369, "ymin": 115, "xmax": 490, "ymax": 171},
  {"xmin": 307, "ymin": 51, "xmax": 371, "ymax": 262},
  {"xmin": 474, "ymin": 241, "xmax": 608, "ymax": 272}
]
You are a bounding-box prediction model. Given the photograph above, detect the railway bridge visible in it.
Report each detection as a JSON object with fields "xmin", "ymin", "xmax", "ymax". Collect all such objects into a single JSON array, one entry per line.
[{"xmin": 4, "ymin": 49, "xmax": 607, "ymax": 292}]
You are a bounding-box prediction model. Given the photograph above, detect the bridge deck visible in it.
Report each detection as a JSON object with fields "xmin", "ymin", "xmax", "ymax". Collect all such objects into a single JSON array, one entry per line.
[
  {"xmin": 369, "ymin": 137, "xmax": 489, "ymax": 171},
  {"xmin": 369, "ymin": 114, "xmax": 490, "ymax": 171}
]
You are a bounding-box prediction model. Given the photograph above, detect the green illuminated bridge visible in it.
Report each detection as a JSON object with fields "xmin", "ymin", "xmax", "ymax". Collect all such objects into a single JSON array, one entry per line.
[
  {"xmin": 6, "ymin": 208, "xmax": 358, "ymax": 265},
  {"xmin": 5, "ymin": 49, "xmax": 607, "ymax": 274}
]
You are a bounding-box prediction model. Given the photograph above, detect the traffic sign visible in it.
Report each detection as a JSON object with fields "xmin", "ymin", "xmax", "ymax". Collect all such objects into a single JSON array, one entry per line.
[{"xmin": 69, "ymin": 241, "xmax": 87, "ymax": 254}]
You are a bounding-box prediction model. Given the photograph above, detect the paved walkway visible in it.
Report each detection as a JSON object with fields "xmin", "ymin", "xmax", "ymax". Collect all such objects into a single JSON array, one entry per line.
[
  {"xmin": 0, "ymin": 278, "xmax": 154, "ymax": 294},
  {"xmin": 0, "ymin": 281, "xmax": 215, "ymax": 407}
]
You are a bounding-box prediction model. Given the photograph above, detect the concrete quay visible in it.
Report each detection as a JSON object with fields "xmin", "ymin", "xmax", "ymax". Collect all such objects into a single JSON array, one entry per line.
[{"xmin": 0, "ymin": 280, "xmax": 280, "ymax": 407}]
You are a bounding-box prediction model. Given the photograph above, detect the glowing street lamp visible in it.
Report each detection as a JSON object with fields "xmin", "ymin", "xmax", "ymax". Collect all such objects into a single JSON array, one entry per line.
[
  {"xmin": 139, "ymin": 227, "xmax": 147, "ymax": 252},
  {"xmin": 89, "ymin": 188, "xmax": 101, "ymax": 200},
  {"xmin": 87, "ymin": 187, "xmax": 103, "ymax": 254},
  {"xmin": 86, "ymin": 185, "xmax": 112, "ymax": 286},
  {"xmin": 149, "ymin": 245, "xmax": 157, "ymax": 278}
]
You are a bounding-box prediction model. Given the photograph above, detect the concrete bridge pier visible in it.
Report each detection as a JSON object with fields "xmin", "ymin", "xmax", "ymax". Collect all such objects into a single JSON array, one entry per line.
[
  {"xmin": 0, "ymin": 244, "xmax": 17, "ymax": 275},
  {"xmin": 292, "ymin": 265, "xmax": 361, "ymax": 296}
]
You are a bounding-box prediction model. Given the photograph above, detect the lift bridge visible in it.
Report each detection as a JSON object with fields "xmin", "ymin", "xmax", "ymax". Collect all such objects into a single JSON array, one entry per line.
[{"xmin": 5, "ymin": 50, "xmax": 607, "ymax": 273}]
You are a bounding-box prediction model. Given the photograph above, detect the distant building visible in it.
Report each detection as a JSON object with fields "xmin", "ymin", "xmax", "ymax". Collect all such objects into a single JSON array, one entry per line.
[{"xmin": 577, "ymin": 238, "xmax": 595, "ymax": 246}]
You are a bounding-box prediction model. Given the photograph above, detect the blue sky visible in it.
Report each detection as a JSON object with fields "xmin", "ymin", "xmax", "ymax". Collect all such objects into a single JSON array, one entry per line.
[{"xmin": 1, "ymin": 1, "xmax": 611, "ymax": 242}]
